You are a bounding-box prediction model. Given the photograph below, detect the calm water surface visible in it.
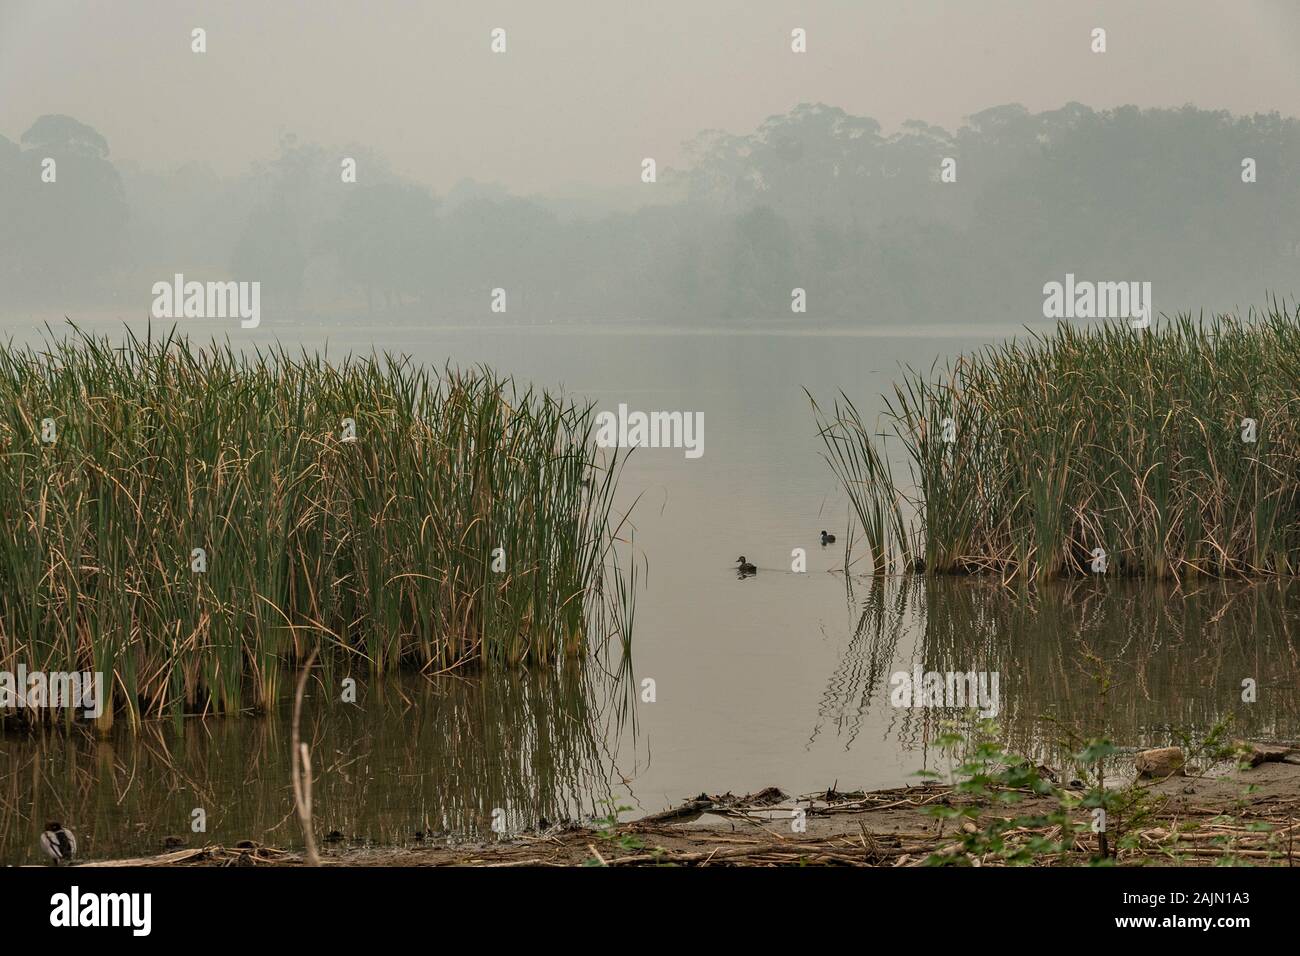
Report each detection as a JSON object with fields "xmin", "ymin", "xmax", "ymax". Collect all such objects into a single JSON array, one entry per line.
[{"xmin": 1, "ymin": 318, "xmax": 1297, "ymax": 864}]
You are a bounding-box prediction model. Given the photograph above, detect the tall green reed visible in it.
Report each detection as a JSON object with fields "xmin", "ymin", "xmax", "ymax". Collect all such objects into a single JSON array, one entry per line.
[
  {"xmin": 812, "ymin": 302, "xmax": 1300, "ymax": 581},
  {"xmin": 0, "ymin": 324, "xmax": 633, "ymax": 731}
]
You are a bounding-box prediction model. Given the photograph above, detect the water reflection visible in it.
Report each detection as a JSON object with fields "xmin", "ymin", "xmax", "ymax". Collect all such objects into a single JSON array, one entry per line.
[
  {"xmin": 3, "ymin": 576, "xmax": 1298, "ymax": 864},
  {"xmin": 814, "ymin": 577, "xmax": 1300, "ymax": 763},
  {"xmin": 0, "ymin": 663, "xmax": 619, "ymax": 866}
]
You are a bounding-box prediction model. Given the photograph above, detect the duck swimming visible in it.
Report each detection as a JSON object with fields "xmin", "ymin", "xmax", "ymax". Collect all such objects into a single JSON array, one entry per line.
[
  {"xmin": 735, "ymin": 556, "xmax": 757, "ymax": 575},
  {"xmin": 820, "ymin": 530, "xmax": 836, "ymax": 545}
]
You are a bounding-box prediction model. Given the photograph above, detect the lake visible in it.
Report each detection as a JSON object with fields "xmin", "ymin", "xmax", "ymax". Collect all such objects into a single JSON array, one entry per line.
[{"xmin": 1, "ymin": 316, "xmax": 1296, "ymax": 865}]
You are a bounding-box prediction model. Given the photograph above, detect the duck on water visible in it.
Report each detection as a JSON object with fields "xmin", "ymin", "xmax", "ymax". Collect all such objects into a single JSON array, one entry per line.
[{"xmin": 735, "ymin": 556, "xmax": 757, "ymax": 576}]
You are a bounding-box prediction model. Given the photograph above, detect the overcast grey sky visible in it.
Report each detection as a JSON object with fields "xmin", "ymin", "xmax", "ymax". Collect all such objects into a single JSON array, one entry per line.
[{"xmin": 3, "ymin": 0, "xmax": 1300, "ymax": 195}]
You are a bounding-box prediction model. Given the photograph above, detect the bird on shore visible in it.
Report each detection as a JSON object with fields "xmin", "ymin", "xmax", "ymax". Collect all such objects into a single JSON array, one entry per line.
[
  {"xmin": 820, "ymin": 530, "xmax": 836, "ymax": 545},
  {"xmin": 40, "ymin": 822, "xmax": 76, "ymax": 866},
  {"xmin": 735, "ymin": 556, "xmax": 757, "ymax": 576}
]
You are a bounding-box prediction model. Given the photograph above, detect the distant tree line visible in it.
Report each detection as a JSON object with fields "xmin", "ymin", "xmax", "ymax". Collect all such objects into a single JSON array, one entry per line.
[{"xmin": 3, "ymin": 102, "xmax": 1298, "ymax": 324}]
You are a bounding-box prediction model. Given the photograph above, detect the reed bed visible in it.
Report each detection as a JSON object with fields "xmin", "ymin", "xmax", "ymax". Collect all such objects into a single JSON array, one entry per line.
[
  {"xmin": 811, "ymin": 303, "xmax": 1300, "ymax": 580},
  {"xmin": 0, "ymin": 324, "xmax": 632, "ymax": 732}
]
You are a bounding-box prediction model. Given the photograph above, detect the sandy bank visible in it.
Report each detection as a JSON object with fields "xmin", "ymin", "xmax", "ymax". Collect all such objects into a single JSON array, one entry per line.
[{"xmin": 81, "ymin": 751, "xmax": 1300, "ymax": 868}]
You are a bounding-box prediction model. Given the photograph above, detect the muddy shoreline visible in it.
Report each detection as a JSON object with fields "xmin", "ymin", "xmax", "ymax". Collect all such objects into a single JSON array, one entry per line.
[{"xmin": 77, "ymin": 753, "xmax": 1300, "ymax": 867}]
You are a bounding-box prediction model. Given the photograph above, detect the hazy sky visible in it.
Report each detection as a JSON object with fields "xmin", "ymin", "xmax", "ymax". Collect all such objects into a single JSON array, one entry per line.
[{"xmin": 4, "ymin": 0, "xmax": 1300, "ymax": 195}]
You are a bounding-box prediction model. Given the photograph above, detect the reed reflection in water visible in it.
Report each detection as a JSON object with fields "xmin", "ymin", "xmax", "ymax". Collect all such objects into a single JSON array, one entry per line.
[
  {"xmin": 812, "ymin": 577, "xmax": 1300, "ymax": 766},
  {"xmin": 0, "ymin": 663, "xmax": 620, "ymax": 866}
]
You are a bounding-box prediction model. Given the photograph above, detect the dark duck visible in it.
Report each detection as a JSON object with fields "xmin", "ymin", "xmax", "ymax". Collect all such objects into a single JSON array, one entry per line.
[
  {"xmin": 820, "ymin": 530, "xmax": 836, "ymax": 545},
  {"xmin": 735, "ymin": 555, "xmax": 757, "ymax": 576}
]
